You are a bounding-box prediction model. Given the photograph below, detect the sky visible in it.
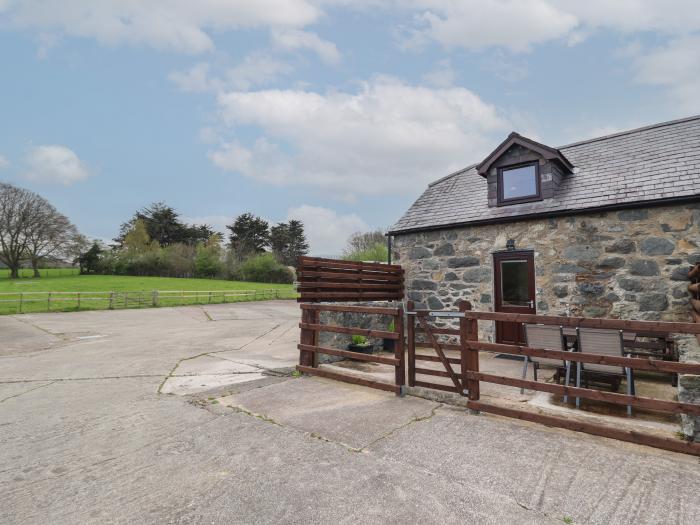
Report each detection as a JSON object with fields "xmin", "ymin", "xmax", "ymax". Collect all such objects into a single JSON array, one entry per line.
[{"xmin": 1, "ymin": 1, "xmax": 700, "ymax": 256}]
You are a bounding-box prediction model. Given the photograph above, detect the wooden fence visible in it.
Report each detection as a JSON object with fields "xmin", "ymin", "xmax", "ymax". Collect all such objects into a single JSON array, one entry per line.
[
  {"xmin": 407, "ymin": 301, "xmax": 700, "ymax": 456},
  {"xmin": 296, "ymin": 256, "xmax": 404, "ymax": 302},
  {"xmin": 0, "ymin": 289, "xmax": 296, "ymax": 314},
  {"xmin": 297, "ymin": 303, "xmax": 405, "ymax": 394}
]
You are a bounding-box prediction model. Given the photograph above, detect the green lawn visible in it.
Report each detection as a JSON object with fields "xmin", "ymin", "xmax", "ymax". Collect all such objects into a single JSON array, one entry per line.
[
  {"xmin": 0, "ymin": 272, "xmax": 296, "ymax": 314},
  {"xmin": 0, "ymin": 267, "xmax": 80, "ymax": 279}
]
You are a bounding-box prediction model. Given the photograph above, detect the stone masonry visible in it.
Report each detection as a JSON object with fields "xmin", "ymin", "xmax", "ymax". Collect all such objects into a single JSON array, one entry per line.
[
  {"xmin": 393, "ymin": 202, "xmax": 700, "ymax": 439},
  {"xmin": 392, "ymin": 203, "xmax": 700, "ymax": 342}
]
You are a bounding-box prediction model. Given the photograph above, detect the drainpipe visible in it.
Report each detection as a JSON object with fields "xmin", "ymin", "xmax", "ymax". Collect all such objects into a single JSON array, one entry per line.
[{"xmin": 387, "ymin": 234, "xmax": 392, "ymax": 264}]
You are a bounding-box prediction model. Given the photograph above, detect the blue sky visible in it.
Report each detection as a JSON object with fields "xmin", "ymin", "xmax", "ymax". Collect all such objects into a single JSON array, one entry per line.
[{"xmin": 1, "ymin": 1, "xmax": 699, "ymax": 255}]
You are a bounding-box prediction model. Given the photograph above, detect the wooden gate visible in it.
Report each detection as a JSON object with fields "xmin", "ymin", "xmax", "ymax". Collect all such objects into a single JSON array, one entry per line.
[{"xmin": 406, "ymin": 300, "xmax": 477, "ymax": 396}]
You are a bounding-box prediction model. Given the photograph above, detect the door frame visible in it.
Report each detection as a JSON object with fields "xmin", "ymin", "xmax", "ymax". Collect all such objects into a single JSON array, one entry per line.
[{"xmin": 492, "ymin": 249, "xmax": 536, "ymax": 345}]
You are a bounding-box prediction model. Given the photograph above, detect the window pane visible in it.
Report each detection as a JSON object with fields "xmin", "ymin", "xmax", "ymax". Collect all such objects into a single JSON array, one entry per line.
[
  {"xmin": 501, "ymin": 164, "xmax": 537, "ymax": 200},
  {"xmin": 500, "ymin": 260, "xmax": 530, "ymax": 306}
]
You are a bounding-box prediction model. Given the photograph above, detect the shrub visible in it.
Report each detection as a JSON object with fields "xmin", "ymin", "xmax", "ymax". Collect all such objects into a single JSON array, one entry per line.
[
  {"xmin": 194, "ymin": 244, "xmax": 223, "ymax": 278},
  {"xmin": 343, "ymin": 242, "xmax": 388, "ymax": 263},
  {"xmin": 238, "ymin": 253, "xmax": 294, "ymax": 284},
  {"xmin": 351, "ymin": 335, "xmax": 368, "ymax": 345}
]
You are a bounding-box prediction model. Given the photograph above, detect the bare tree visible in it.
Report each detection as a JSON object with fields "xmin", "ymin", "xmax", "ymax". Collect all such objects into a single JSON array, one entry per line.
[
  {"xmin": 343, "ymin": 229, "xmax": 386, "ymax": 256},
  {"xmin": 0, "ymin": 183, "xmax": 82, "ymax": 278},
  {"xmin": 24, "ymin": 203, "xmax": 81, "ymax": 277},
  {"xmin": 0, "ymin": 183, "xmax": 43, "ymax": 278}
]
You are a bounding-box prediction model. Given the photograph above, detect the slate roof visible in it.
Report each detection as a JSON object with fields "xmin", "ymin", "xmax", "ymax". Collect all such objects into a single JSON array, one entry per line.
[{"xmin": 390, "ymin": 115, "xmax": 700, "ymax": 234}]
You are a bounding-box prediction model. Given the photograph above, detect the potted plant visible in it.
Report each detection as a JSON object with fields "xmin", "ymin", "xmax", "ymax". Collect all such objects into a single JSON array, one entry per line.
[
  {"xmin": 383, "ymin": 320, "xmax": 396, "ymax": 352},
  {"xmin": 348, "ymin": 334, "xmax": 373, "ymax": 354}
]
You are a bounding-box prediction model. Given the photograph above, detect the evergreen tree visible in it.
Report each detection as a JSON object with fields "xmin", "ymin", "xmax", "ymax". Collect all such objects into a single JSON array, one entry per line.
[
  {"xmin": 76, "ymin": 242, "xmax": 103, "ymax": 274},
  {"xmin": 226, "ymin": 213, "xmax": 269, "ymax": 260},
  {"xmin": 271, "ymin": 220, "xmax": 309, "ymax": 265}
]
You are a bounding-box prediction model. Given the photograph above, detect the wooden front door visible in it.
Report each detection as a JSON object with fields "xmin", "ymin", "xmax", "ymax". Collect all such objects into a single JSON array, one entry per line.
[{"xmin": 493, "ymin": 250, "xmax": 536, "ymax": 345}]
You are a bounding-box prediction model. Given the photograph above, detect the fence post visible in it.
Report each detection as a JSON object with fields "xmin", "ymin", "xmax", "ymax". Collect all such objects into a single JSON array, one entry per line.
[
  {"xmin": 299, "ymin": 306, "xmax": 319, "ymax": 368},
  {"xmin": 459, "ymin": 300, "xmax": 480, "ymax": 413},
  {"xmin": 109, "ymin": 292, "xmax": 114, "ymax": 310},
  {"xmin": 47, "ymin": 292, "xmax": 51, "ymax": 312},
  {"xmin": 124, "ymin": 292, "xmax": 129, "ymax": 309},
  {"xmin": 77, "ymin": 292, "xmax": 81, "ymax": 310},
  {"xmin": 406, "ymin": 300, "xmax": 416, "ymax": 387},
  {"xmin": 152, "ymin": 290, "xmax": 158, "ymax": 307},
  {"xmin": 395, "ymin": 305, "xmax": 406, "ymax": 396}
]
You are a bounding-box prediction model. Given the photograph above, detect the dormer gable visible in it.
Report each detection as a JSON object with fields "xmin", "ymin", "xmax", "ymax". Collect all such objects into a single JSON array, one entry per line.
[
  {"xmin": 477, "ymin": 133, "xmax": 574, "ymax": 207},
  {"xmin": 476, "ymin": 132, "xmax": 573, "ymax": 177}
]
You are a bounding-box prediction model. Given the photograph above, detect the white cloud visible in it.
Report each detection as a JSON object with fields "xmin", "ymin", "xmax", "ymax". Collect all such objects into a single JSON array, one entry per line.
[
  {"xmin": 3, "ymin": 0, "xmax": 321, "ymax": 54},
  {"xmin": 23, "ymin": 145, "xmax": 91, "ymax": 185},
  {"xmin": 422, "ymin": 59, "xmax": 455, "ymax": 87},
  {"xmin": 271, "ymin": 29, "xmax": 341, "ymax": 64},
  {"xmin": 633, "ymin": 35, "xmax": 700, "ymax": 113},
  {"xmin": 170, "ymin": 54, "xmax": 294, "ymax": 94},
  {"xmin": 169, "ymin": 62, "xmax": 221, "ymax": 93},
  {"xmin": 209, "ymin": 76, "xmax": 509, "ymax": 198},
  {"xmin": 560, "ymin": 0, "xmax": 700, "ymax": 35},
  {"xmin": 401, "ymin": 1, "xmax": 700, "ymax": 53},
  {"xmin": 0, "ymin": 154, "xmax": 9, "ymax": 169},
  {"xmin": 407, "ymin": 0, "xmax": 578, "ymax": 53},
  {"xmin": 287, "ymin": 205, "xmax": 367, "ymax": 255},
  {"xmin": 226, "ymin": 53, "xmax": 294, "ymax": 90}
]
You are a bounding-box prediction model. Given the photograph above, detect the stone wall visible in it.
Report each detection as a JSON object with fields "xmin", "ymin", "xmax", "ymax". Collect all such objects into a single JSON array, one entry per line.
[
  {"xmin": 316, "ymin": 301, "xmax": 400, "ymax": 364},
  {"xmin": 392, "ymin": 202, "xmax": 700, "ymax": 342}
]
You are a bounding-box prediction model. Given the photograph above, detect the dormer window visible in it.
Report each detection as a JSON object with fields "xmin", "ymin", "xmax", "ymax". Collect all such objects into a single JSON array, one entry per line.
[{"xmin": 497, "ymin": 162, "xmax": 541, "ymax": 205}]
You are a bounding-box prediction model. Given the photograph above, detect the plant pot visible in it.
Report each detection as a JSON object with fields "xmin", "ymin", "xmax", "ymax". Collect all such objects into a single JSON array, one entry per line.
[
  {"xmin": 348, "ymin": 343, "xmax": 374, "ymax": 355},
  {"xmin": 383, "ymin": 339, "xmax": 395, "ymax": 352}
]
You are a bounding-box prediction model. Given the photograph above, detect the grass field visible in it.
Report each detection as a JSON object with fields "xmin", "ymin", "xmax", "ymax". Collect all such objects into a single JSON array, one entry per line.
[
  {"xmin": 0, "ymin": 268, "xmax": 80, "ymax": 279},
  {"xmin": 0, "ymin": 271, "xmax": 296, "ymax": 314}
]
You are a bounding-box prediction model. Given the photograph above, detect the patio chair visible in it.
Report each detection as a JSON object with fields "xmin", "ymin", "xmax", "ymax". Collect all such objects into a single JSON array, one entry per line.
[
  {"xmin": 575, "ymin": 328, "xmax": 635, "ymax": 415},
  {"xmin": 522, "ymin": 324, "xmax": 571, "ymax": 400}
]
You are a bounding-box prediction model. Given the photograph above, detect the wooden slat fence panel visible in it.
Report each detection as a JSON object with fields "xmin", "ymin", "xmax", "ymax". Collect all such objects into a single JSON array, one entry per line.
[{"xmin": 296, "ymin": 256, "xmax": 404, "ymax": 302}]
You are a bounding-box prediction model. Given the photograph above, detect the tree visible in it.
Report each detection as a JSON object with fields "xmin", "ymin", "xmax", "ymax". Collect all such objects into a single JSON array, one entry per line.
[
  {"xmin": 77, "ymin": 242, "xmax": 103, "ymax": 274},
  {"xmin": 24, "ymin": 203, "xmax": 81, "ymax": 277},
  {"xmin": 115, "ymin": 202, "xmax": 214, "ymax": 247},
  {"xmin": 122, "ymin": 219, "xmax": 157, "ymax": 253},
  {"xmin": 343, "ymin": 229, "xmax": 386, "ymax": 255},
  {"xmin": 0, "ymin": 183, "xmax": 48, "ymax": 278},
  {"xmin": 342, "ymin": 229, "xmax": 388, "ymax": 262},
  {"xmin": 194, "ymin": 233, "xmax": 223, "ymax": 278},
  {"xmin": 226, "ymin": 213, "xmax": 269, "ymax": 260},
  {"xmin": 270, "ymin": 220, "xmax": 309, "ymax": 265}
]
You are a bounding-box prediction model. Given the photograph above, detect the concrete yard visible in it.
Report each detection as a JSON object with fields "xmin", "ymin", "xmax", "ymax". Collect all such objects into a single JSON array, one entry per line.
[{"xmin": 2, "ymin": 301, "xmax": 700, "ymax": 524}]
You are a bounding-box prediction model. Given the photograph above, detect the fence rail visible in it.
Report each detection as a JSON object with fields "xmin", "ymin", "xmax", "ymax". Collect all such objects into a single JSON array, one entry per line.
[
  {"xmin": 297, "ymin": 302, "xmax": 405, "ymax": 394},
  {"xmin": 0, "ymin": 288, "xmax": 297, "ymax": 314},
  {"xmin": 407, "ymin": 301, "xmax": 700, "ymax": 457}
]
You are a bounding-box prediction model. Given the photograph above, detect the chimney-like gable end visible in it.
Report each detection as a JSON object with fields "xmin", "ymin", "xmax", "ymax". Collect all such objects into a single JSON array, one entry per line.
[{"xmin": 476, "ymin": 132, "xmax": 574, "ymax": 178}]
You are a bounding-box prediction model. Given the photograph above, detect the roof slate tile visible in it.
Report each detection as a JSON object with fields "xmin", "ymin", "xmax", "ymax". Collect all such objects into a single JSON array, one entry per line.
[{"xmin": 390, "ymin": 116, "xmax": 700, "ymax": 233}]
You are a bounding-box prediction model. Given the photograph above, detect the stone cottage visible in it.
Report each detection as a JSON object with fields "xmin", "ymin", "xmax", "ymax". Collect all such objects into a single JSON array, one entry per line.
[{"xmin": 389, "ymin": 115, "xmax": 700, "ymax": 345}]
